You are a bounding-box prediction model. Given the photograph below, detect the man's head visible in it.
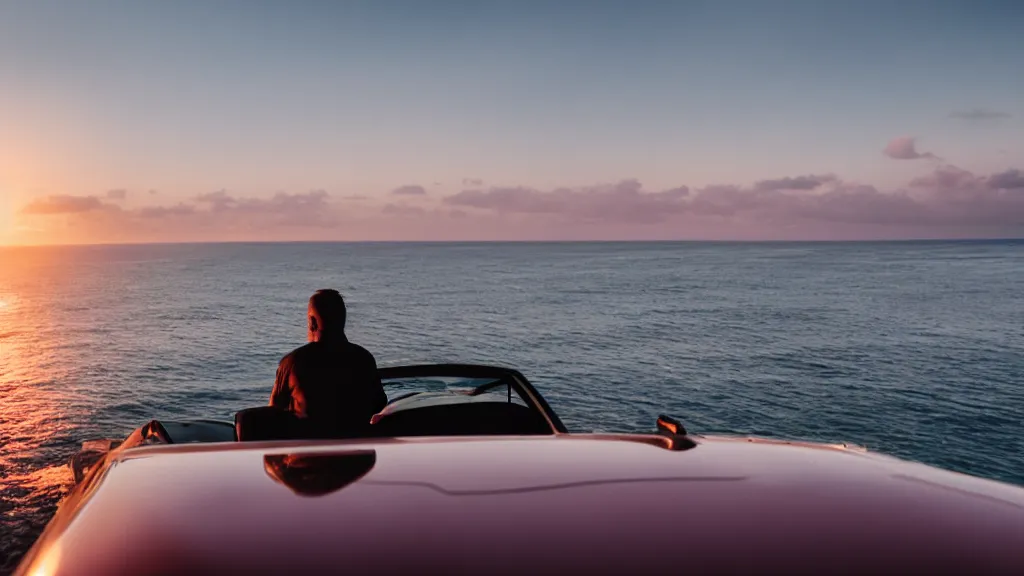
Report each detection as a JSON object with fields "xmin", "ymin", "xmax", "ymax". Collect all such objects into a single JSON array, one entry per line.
[{"xmin": 307, "ymin": 289, "xmax": 347, "ymax": 342}]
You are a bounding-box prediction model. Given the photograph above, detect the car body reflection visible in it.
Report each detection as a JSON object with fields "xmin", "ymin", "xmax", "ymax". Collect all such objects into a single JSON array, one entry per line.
[{"xmin": 263, "ymin": 450, "xmax": 377, "ymax": 497}]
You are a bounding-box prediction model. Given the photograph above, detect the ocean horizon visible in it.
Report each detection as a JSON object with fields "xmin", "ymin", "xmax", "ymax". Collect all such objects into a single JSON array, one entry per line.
[{"xmin": 4, "ymin": 236, "xmax": 1024, "ymax": 249}]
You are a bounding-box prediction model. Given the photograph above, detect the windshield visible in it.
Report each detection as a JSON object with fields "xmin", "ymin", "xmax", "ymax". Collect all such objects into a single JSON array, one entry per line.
[{"xmin": 381, "ymin": 375, "xmax": 528, "ymax": 407}]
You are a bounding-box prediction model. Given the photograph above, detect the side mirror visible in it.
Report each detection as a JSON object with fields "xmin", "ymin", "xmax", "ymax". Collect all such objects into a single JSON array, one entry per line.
[
  {"xmin": 70, "ymin": 440, "xmax": 119, "ymax": 485},
  {"xmin": 656, "ymin": 414, "xmax": 687, "ymax": 436},
  {"xmin": 655, "ymin": 414, "xmax": 697, "ymax": 451}
]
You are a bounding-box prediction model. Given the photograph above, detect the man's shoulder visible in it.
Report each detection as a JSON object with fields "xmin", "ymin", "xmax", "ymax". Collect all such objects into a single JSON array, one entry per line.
[
  {"xmin": 280, "ymin": 343, "xmax": 318, "ymax": 365},
  {"xmin": 344, "ymin": 341, "xmax": 378, "ymax": 364},
  {"xmin": 281, "ymin": 340, "xmax": 376, "ymax": 366}
]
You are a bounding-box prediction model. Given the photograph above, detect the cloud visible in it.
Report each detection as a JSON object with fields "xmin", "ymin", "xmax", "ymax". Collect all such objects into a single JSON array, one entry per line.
[
  {"xmin": 20, "ymin": 189, "xmax": 341, "ymax": 239},
  {"xmin": 391, "ymin": 185, "xmax": 427, "ymax": 196},
  {"xmin": 462, "ymin": 178, "xmax": 484, "ymax": 186},
  {"xmin": 988, "ymin": 169, "xmax": 1024, "ymax": 190},
  {"xmin": 445, "ymin": 179, "xmax": 690, "ymax": 224},
  {"xmin": 382, "ymin": 203, "xmax": 426, "ymax": 216},
  {"xmin": 696, "ymin": 175, "xmax": 1024, "ymax": 228},
  {"xmin": 754, "ymin": 174, "xmax": 837, "ymax": 191},
  {"xmin": 192, "ymin": 188, "xmax": 331, "ymax": 218},
  {"xmin": 138, "ymin": 204, "xmax": 196, "ymax": 218},
  {"xmin": 442, "ymin": 169, "xmax": 1024, "ymax": 229},
  {"xmin": 949, "ymin": 108, "xmax": 1012, "ymax": 121},
  {"xmin": 195, "ymin": 189, "xmax": 235, "ymax": 210},
  {"xmin": 211, "ymin": 190, "xmax": 334, "ymax": 226},
  {"xmin": 883, "ymin": 137, "xmax": 938, "ymax": 160},
  {"xmin": 20, "ymin": 195, "xmax": 108, "ymax": 215},
  {"xmin": 789, "ymin": 185, "xmax": 926, "ymax": 225},
  {"xmin": 106, "ymin": 188, "xmax": 128, "ymax": 200},
  {"xmin": 909, "ymin": 166, "xmax": 984, "ymax": 194},
  {"xmin": 15, "ymin": 162, "xmax": 1024, "ymax": 244}
]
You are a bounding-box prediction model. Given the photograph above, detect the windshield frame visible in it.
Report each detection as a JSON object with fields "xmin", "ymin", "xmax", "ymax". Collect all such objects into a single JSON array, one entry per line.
[{"xmin": 377, "ymin": 364, "xmax": 567, "ymax": 434}]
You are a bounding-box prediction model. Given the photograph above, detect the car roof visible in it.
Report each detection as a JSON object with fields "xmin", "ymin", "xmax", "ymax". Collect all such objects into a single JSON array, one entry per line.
[{"xmin": 23, "ymin": 435, "xmax": 1024, "ymax": 574}]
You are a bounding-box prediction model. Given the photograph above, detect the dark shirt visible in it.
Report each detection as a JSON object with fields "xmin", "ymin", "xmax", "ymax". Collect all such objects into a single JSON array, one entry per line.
[{"xmin": 269, "ymin": 337, "xmax": 387, "ymax": 434}]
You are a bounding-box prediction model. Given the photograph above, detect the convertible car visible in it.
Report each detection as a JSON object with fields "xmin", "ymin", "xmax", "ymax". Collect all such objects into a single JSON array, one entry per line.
[{"xmin": 15, "ymin": 364, "xmax": 1024, "ymax": 575}]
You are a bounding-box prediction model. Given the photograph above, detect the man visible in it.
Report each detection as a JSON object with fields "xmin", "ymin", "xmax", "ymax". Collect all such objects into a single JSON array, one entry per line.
[{"xmin": 269, "ymin": 289, "xmax": 387, "ymax": 437}]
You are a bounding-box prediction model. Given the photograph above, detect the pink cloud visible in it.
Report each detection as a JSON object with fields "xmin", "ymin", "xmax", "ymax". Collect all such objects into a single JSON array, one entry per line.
[
  {"xmin": 195, "ymin": 189, "xmax": 235, "ymax": 210},
  {"xmin": 909, "ymin": 166, "xmax": 981, "ymax": 190},
  {"xmin": 445, "ymin": 179, "xmax": 690, "ymax": 224},
  {"xmin": 106, "ymin": 188, "xmax": 128, "ymax": 200},
  {"xmin": 884, "ymin": 137, "xmax": 939, "ymax": 160},
  {"xmin": 754, "ymin": 174, "xmax": 837, "ymax": 191},
  {"xmin": 381, "ymin": 203, "xmax": 426, "ymax": 216},
  {"xmin": 988, "ymin": 169, "xmax": 1024, "ymax": 190},
  {"xmin": 15, "ymin": 163, "xmax": 1024, "ymax": 244},
  {"xmin": 794, "ymin": 185, "xmax": 926, "ymax": 225},
  {"xmin": 20, "ymin": 195, "xmax": 107, "ymax": 215},
  {"xmin": 686, "ymin": 185, "xmax": 763, "ymax": 217},
  {"xmin": 18, "ymin": 189, "xmax": 342, "ymax": 244},
  {"xmin": 192, "ymin": 189, "xmax": 333, "ymax": 224},
  {"xmin": 391, "ymin": 185, "xmax": 427, "ymax": 196},
  {"xmin": 442, "ymin": 168, "xmax": 1024, "ymax": 229},
  {"xmin": 138, "ymin": 204, "xmax": 196, "ymax": 218}
]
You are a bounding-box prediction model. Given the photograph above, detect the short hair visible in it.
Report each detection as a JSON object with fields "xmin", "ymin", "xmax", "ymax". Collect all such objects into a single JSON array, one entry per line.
[{"xmin": 309, "ymin": 289, "xmax": 346, "ymax": 330}]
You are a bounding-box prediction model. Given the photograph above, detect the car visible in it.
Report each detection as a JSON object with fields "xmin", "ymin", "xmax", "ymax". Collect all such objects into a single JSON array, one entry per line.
[{"xmin": 14, "ymin": 364, "xmax": 1024, "ymax": 575}]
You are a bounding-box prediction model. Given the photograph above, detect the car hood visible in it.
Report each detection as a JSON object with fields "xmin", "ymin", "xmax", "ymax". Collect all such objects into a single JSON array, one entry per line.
[{"xmin": 19, "ymin": 434, "xmax": 1024, "ymax": 575}]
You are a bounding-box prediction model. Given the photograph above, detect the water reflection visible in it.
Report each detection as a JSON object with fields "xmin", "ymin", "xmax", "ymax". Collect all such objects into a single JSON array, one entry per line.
[
  {"xmin": 263, "ymin": 451, "xmax": 377, "ymax": 497},
  {"xmin": 0, "ymin": 262, "xmax": 82, "ymax": 573}
]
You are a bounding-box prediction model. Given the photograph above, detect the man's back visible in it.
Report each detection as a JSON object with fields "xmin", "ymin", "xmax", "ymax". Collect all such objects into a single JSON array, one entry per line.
[{"xmin": 270, "ymin": 338, "xmax": 387, "ymax": 434}]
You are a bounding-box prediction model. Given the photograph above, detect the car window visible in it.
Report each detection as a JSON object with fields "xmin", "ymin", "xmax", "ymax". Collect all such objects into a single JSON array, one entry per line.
[{"xmin": 381, "ymin": 375, "xmax": 528, "ymax": 406}]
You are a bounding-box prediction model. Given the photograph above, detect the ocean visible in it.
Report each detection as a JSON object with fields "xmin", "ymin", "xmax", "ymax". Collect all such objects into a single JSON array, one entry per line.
[{"xmin": 2, "ymin": 240, "xmax": 1023, "ymax": 571}]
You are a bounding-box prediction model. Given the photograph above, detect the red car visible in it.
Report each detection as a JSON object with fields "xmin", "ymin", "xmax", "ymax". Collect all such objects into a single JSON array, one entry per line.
[{"xmin": 15, "ymin": 364, "xmax": 1024, "ymax": 575}]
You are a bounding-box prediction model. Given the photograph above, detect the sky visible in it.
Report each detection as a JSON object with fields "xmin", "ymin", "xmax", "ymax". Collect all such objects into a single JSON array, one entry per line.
[{"xmin": 1, "ymin": 0, "xmax": 1023, "ymax": 244}]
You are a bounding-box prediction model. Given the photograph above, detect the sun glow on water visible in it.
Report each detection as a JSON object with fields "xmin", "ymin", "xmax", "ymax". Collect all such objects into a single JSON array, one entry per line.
[{"xmin": 0, "ymin": 292, "xmax": 15, "ymax": 311}]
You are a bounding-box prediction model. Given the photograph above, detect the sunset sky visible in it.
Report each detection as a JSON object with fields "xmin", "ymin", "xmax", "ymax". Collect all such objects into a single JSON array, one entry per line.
[{"xmin": 2, "ymin": 0, "xmax": 1023, "ymax": 244}]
